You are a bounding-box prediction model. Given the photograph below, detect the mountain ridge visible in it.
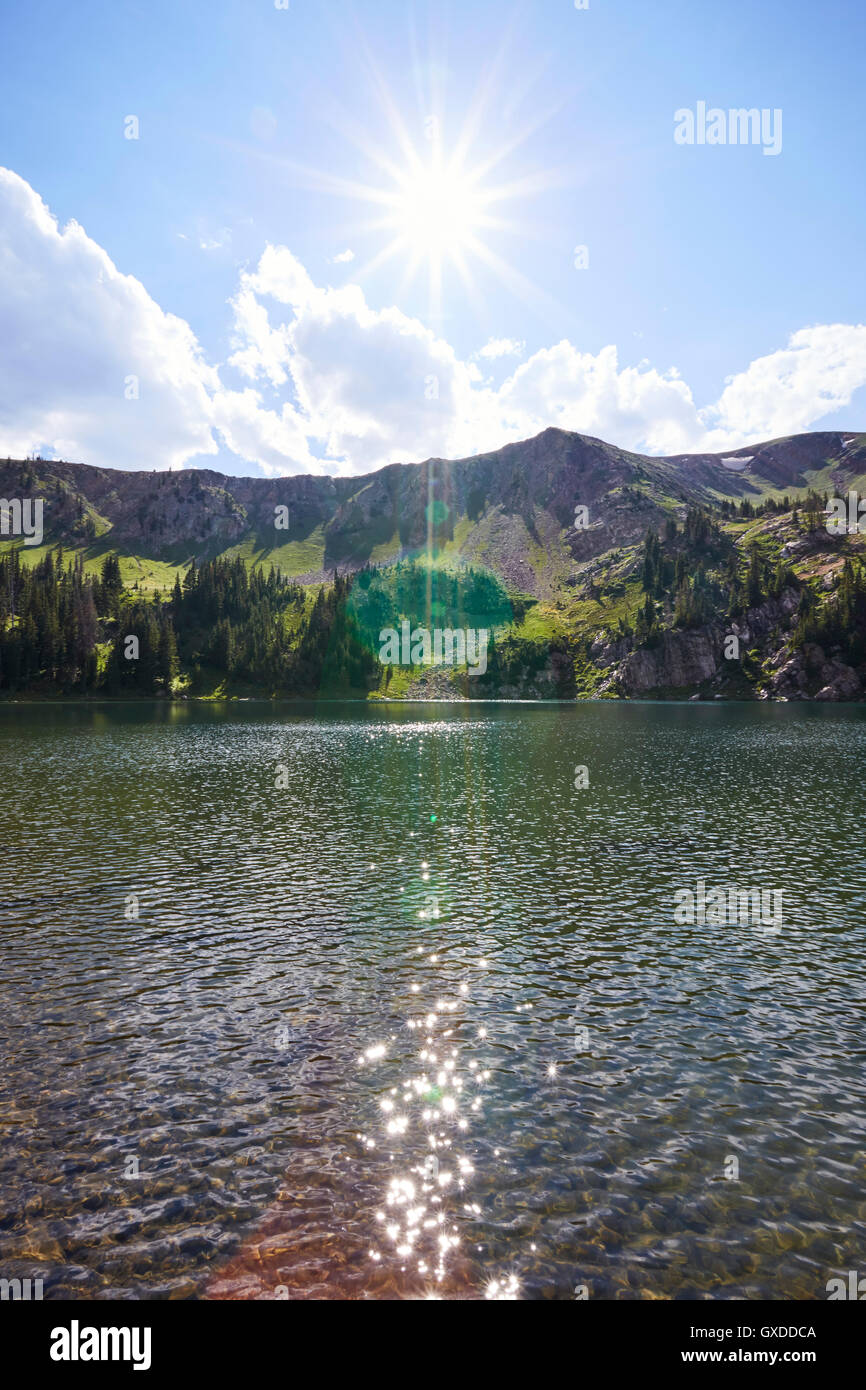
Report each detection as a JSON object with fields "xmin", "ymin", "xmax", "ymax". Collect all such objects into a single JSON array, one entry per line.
[
  {"xmin": 3, "ymin": 426, "xmax": 866, "ymax": 703},
  {"xmin": 3, "ymin": 427, "xmax": 865, "ymax": 591}
]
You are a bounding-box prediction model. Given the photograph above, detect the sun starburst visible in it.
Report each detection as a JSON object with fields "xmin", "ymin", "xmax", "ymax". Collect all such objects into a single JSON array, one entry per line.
[
  {"xmin": 347, "ymin": 113, "xmax": 566, "ymax": 324},
  {"xmin": 273, "ymin": 26, "xmax": 572, "ymax": 325}
]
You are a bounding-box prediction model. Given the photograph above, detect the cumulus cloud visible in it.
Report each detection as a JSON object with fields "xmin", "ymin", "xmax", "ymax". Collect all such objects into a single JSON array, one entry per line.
[
  {"xmin": 1, "ymin": 167, "xmax": 864, "ymax": 478},
  {"xmin": 331, "ymin": 249, "xmax": 356, "ymax": 264},
  {"xmin": 475, "ymin": 337, "xmax": 525, "ymax": 360},
  {"xmin": 226, "ymin": 244, "xmax": 484, "ymax": 470},
  {"xmin": 0, "ymin": 168, "xmax": 220, "ymax": 471},
  {"xmin": 210, "ymin": 388, "xmax": 318, "ymax": 477},
  {"xmin": 701, "ymin": 325, "xmax": 866, "ymax": 447},
  {"xmin": 218, "ymin": 248, "xmax": 866, "ymax": 470},
  {"xmin": 490, "ymin": 342, "xmax": 702, "ymax": 456}
]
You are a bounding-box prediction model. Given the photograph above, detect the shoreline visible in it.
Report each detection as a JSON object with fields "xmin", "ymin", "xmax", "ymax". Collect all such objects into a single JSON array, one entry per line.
[{"xmin": 2, "ymin": 693, "xmax": 866, "ymax": 708}]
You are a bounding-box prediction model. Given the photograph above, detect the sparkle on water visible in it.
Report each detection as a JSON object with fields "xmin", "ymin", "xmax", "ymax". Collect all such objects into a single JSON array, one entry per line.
[
  {"xmin": 2, "ymin": 701, "xmax": 866, "ymax": 1300},
  {"xmin": 358, "ymin": 946, "xmax": 501, "ymax": 1292}
]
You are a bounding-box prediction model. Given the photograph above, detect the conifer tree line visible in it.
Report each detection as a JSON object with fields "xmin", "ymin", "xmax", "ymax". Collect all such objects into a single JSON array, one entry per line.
[
  {"xmin": 0, "ymin": 547, "xmax": 101, "ymax": 691},
  {"xmin": 794, "ymin": 557, "xmax": 866, "ymax": 665},
  {"xmin": 0, "ymin": 551, "xmax": 379, "ymax": 695},
  {"xmin": 631, "ymin": 508, "xmax": 803, "ymax": 646},
  {"xmin": 347, "ymin": 558, "xmax": 517, "ymax": 642},
  {"xmin": 716, "ymin": 489, "xmax": 826, "ymax": 525},
  {"xmin": 3, "ymin": 526, "xmax": 864, "ymax": 696},
  {"xmin": 0, "ymin": 548, "xmax": 562, "ymax": 697}
]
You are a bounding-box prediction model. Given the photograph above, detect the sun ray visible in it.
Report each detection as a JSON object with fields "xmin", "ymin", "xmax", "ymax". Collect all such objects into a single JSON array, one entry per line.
[
  {"xmin": 460, "ymin": 233, "xmax": 580, "ymax": 336},
  {"xmin": 348, "ymin": 237, "xmax": 412, "ymax": 288},
  {"xmin": 214, "ymin": 18, "xmax": 577, "ymax": 332}
]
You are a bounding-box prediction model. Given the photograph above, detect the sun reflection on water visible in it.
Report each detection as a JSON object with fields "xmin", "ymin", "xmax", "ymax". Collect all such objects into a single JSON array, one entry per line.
[{"xmin": 356, "ymin": 925, "xmax": 520, "ymax": 1298}]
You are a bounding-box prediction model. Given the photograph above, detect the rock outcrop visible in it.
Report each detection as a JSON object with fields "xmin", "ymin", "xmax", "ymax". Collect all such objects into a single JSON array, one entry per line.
[
  {"xmin": 762, "ymin": 643, "xmax": 862, "ymax": 701},
  {"xmin": 593, "ymin": 591, "xmax": 815, "ymax": 698}
]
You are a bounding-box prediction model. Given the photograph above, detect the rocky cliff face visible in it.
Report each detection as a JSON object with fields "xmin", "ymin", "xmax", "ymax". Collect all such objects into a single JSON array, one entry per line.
[
  {"xmin": 588, "ymin": 586, "xmax": 863, "ymax": 703},
  {"xmin": 589, "ymin": 590, "xmax": 860, "ymax": 700},
  {"xmin": 763, "ymin": 643, "xmax": 863, "ymax": 702},
  {"xmin": 605, "ymin": 630, "xmax": 721, "ymax": 696}
]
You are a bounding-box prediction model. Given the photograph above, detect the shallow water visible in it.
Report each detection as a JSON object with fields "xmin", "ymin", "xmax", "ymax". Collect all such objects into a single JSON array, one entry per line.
[{"xmin": 0, "ymin": 700, "xmax": 864, "ymax": 1300}]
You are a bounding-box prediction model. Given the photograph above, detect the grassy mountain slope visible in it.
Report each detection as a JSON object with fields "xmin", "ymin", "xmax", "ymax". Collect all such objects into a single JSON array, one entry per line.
[{"xmin": 2, "ymin": 428, "xmax": 865, "ymax": 700}]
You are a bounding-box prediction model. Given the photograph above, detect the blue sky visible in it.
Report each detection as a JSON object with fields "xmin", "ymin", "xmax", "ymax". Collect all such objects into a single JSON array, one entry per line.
[{"xmin": 1, "ymin": 0, "xmax": 865, "ymax": 475}]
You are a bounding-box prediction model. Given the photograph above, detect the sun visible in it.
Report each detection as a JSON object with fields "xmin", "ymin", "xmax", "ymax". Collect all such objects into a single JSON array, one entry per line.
[
  {"xmin": 268, "ymin": 37, "xmax": 568, "ymax": 325},
  {"xmin": 355, "ymin": 132, "xmax": 553, "ymax": 323},
  {"xmin": 344, "ymin": 89, "xmax": 568, "ymax": 325},
  {"xmin": 387, "ymin": 158, "xmax": 487, "ymax": 261}
]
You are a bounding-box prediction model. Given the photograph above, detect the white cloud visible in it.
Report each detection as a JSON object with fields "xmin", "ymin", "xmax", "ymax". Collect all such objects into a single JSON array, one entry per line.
[
  {"xmin": 489, "ymin": 342, "xmax": 702, "ymax": 456},
  {"xmin": 228, "ymin": 282, "xmax": 293, "ymax": 389},
  {"xmin": 476, "ymin": 337, "xmax": 525, "ymax": 360},
  {"xmin": 700, "ymin": 325, "xmax": 866, "ymax": 447},
  {"xmin": 225, "ymin": 245, "xmax": 482, "ymax": 470},
  {"xmin": 210, "ymin": 389, "xmax": 319, "ymax": 477},
  {"xmin": 331, "ymin": 249, "xmax": 356, "ymax": 264},
  {"xmin": 223, "ymin": 256, "xmax": 709, "ymax": 464},
  {"xmin": 0, "ymin": 168, "xmax": 219, "ymax": 471},
  {"xmin": 1, "ymin": 167, "xmax": 864, "ymax": 479},
  {"xmin": 223, "ymin": 248, "xmax": 866, "ymax": 470}
]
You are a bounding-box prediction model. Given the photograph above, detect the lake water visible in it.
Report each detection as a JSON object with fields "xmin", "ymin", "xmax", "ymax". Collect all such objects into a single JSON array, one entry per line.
[{"xmin": 1, "ymin": 700, "xmax": 865, "ymax": 1301}]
